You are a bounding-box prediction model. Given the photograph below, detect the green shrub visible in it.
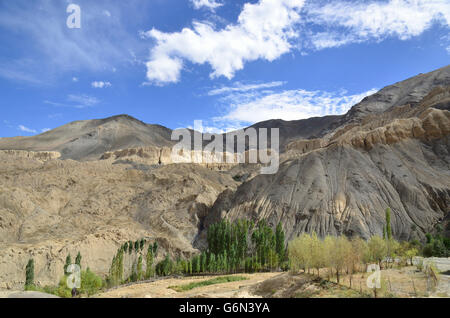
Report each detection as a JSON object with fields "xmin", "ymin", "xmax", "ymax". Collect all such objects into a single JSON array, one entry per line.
[{"xmin": 79, "ymin": 268, "xmax": 103, "ymax": 296}]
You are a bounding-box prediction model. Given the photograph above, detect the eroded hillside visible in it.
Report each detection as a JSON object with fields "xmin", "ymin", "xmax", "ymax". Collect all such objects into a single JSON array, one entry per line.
[{"xmin": 0, "ymin": 66, "xmax": 449, "ymax": 290}]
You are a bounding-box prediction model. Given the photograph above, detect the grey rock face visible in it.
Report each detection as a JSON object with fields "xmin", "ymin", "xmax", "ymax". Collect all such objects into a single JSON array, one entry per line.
[
  {"xmin": 203, "ymin": 137, "xmax": 449, "ymax": 242},
  {"xmin": 345, "ymin": 65, "xmax": 450, "ymax": 121}
]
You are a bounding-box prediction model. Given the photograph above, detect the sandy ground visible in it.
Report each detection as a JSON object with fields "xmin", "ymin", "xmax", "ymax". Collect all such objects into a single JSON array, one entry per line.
[
  {"xmin": 0, "ymin": 291, "xmax": 59, "ymax": 298},
  {"xmin": 322, "ymin": 266, "xmax": 449, "ymax": 298},
  {"xmin": 97, "ymin": 273, "xmax": 280, "ymax": 298}
]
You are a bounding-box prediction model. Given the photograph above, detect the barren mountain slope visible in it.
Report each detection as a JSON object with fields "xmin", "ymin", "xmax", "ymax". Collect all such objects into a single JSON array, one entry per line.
[
  {"xmin": 0, "ymin": 67, "xmax": 449, "ymax": 291},
  {"xmin": 1, "ymin": 66, "xmax": 448, "ymax": 158},
  {"xmin": 0, "ymin": 154, "xmax": 237, "ymax": 289},
  {"xmin": 249, "ymin": 65, "xmax": 450, "ymax": 149},
  {"xmin": 0, "ymin": 115, "xmax": 174, "ymax": 160},
  {"xmin": 200, "ymin": 88, "xmax": 450, "ymax": 244}
]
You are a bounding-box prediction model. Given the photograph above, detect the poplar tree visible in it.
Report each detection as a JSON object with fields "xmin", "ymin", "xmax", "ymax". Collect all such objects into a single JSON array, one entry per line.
[
  {"xmin": 128, "ymin": 241, "xmax": 133, "ymax": 254},
  {"xmin": 137, "ymin": 256, "xmax": 143, "ymax": 280},
  {"xmin": 146, "ymin": 246, "xmax": 154, "ymax": 279},
  {"xmin": 385, "ymin": 208, "xmax": 392, "ymax": 240},
  {"xmin": 25, "ymin": 258, "xmax": 35, "ymax": 288},
  {"xmin": 64, "ymin": 254, "xmax": 72, "ymax": 275},
  {"xmin": 75, "ymin": 252, "xmax": 82, "ymax": 268},
  {"xmin": 153, "ymin": 242, "xmax": 159, "ymax": 256},
  {"xmin": 275, "ymin": 223, "xmax": 285, "ymax": 265}
]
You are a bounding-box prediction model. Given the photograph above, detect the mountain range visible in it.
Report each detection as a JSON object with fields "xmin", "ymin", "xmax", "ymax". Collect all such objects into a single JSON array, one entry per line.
[{"xmin": 0, "ymin": 65, "xmax": 448, "ymax": 289}]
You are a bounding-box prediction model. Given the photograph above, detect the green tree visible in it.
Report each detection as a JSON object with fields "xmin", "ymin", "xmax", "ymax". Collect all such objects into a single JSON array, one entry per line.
[
  {"xmin": 25, "ymin": 258, "xmax": 35, "ymax": 288},
  {"xmin": 64, "ymin": 254, "xmax": 72, "ymax": 275},
  {"xmin": 201, "ymin": 252, "xmax": 207, "ymax": 273},
  {"xmin": 153, "ymin": 242, "xmax": 159, "ymax": 256},
  {"xmin": 275, "ymin": 222, "xmax": 286, "ymax": 266},
  {"xmin": 385, "ymin": 208, "xmax": 392, "ymax": 240},
  {"xmin": 368, "ymin": 236, "xmax": 387, "ymax": 267},
  {"xmin": 75, "ymin": 252, "xmax": 82, "ymax": 268},
  {"xmin": 80, "ymin": 268, "xmax": 103, "ymax": 296},
  {"xmin": 146, "ymin": 246, "xmax": 154, "ymax": 279},
  {"xmin": 137, "ymin": 255, "xmax": 143, "ymax": 280},
  {"xmin": 156, "ymin": 254, "xmax": 173, "ymax": 276}
]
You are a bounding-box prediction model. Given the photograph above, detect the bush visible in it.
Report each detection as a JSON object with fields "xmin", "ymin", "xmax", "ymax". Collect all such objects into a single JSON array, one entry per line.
[{"xmin": 79, "ymin": 268, "xmax": 103, "ymax": 296}]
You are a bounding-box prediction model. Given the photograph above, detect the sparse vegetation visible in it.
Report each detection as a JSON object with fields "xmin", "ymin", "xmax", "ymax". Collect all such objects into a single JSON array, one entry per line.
[
  {"xmin": 24, "ymin": 258, "xmax": 35, "ymax": 290},
  {"xmin": 169, "ymin": 276, "xmax": 248, "ymax": 292},
  {"xmin": 288, "ymin": 230, "xmax": 431, "ymax": 284}
]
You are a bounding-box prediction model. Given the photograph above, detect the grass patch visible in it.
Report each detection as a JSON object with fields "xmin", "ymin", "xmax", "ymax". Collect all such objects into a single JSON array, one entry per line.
[{"xmin": 169, "ymin": 276, "xmax": 248, "ymax": 292}]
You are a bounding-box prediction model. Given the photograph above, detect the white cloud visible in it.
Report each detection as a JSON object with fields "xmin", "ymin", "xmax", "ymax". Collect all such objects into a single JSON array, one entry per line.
[
  {"xmin": 18, "ymin": 125, "xmax": 37, "ymax": 134},
  {"xmin": 91, "ymin": 81, "xmax": 112, "ymax": 88},
  {"xmin": 72, "ymin": 77, "xmax": 78, "ymax": 82},
  {"xmin": 305, "ymin": 0, "xmax": 450, "ymax": 50},
  {"xmin": 45, "ymin": 94, "xmax": 100, "ymax": 109},
  {"xmin": 143, "ymin": 0, "xmax": 449, "ymax": 85},
  {"xmin": 0, "ymin": 2, "xmax": 149, "ymax": 84},
  {"xmin": 447, "ymin": 46, "xmax": 450, "ymax": 54},
  {"xmin": 191, "ymin": 0, "xmax": 223, "ymax": 10},
  {"xmin": 214, "ymin": 88, "xmax": 378, "ymax": 125},
  {"xmin": 208, "ymin": 81, "xmax": 286, "ymax": 96},
  {"xmin": 67, "ymin": 94, "xmax": 100, "ymax": 108},
  {"xmin": 144, "ymin": 0, "xmax": 305, "ymax": 84},
  {"xmin": 41, "ymin": 128, "xmax": 51, "ymax": 133}
]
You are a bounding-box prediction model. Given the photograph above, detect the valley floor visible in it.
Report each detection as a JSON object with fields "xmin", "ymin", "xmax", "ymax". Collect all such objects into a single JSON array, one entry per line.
[
  {"xmin": 96, "ymin": 273, "xmax": 278, "ymax": 298},
  {"xmin": 94, "ymin": 266, "xmax": 449, "ymax": 298}
]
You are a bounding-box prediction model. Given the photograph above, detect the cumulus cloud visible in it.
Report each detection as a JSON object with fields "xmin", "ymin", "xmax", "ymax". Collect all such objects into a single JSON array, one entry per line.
[
  {"xmin": 142, "ymin": 0, "xmax": 450, "ymax": 85},
  {"xmin": 305, "ymin": 0, "xmax": 450, "ymax": 50},
  {"xmin": 143, "ymin": 0, "xmax": 305, "ymax": 84},
  {"xmin": 91, "ymin": 81, "xmax": 112, "ymax": 88},
  {"xmin": 191, "ymin": 0, "xmax": 223, "ymax": 10},
  {"xmin": 214, "ymin": 88, "xmax": 378, "ymax": 125},
  {"xmin": 18, "ymin": 125, "xmax": 36, "ymax": 134}
]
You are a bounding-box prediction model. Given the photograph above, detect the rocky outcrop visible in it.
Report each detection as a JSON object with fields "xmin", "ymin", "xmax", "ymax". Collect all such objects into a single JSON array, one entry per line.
[
  {"xmin": 199, "ymin": 88, "xmax": 450, "ymax": 245},
  {"xmin": 0, "ymin": 153, "xmax": 238, "ymax": 289},
  {"xmin": 202, "ymin": 137, "xmax": 449, "ymax": 243},
  {"xmin": 0, "ymin": 150, "xmax": 60, "ymax": 162}
]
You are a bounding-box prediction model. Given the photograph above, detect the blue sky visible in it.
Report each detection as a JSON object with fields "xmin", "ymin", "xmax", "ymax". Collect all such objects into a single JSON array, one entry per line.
[{"xmin": 0, "ymin": 0, "xmax": 449, "ymax": 136}]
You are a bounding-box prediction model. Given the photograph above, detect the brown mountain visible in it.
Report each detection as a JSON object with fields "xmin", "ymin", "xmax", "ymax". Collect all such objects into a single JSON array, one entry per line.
[{"xmin": 0, "ymin": 65, "xmax": 448, "ymax": 289}]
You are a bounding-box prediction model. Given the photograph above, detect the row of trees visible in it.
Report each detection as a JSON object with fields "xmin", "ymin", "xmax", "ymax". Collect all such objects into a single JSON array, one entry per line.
[
  {"xmin": 204, "ymin": 219, "xmax": 287, "ymax": 273},
  {"xmin": 107, "ymin": 220, "xmax": 288, "ymax": 281},
  {"xmin": 288, "ymin": 233, "xmax": 419, "ymax": 285},
  {"xmin": 150, "ymin": 219, "xmax": 287, "ymax": 277},
  {"xmin": 64, "ymin": 252, "xmax": 82, "ymax": 275},
  {"xmin": 107, "ymin": 238, "xmax": 159, "ymax": 287}
]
